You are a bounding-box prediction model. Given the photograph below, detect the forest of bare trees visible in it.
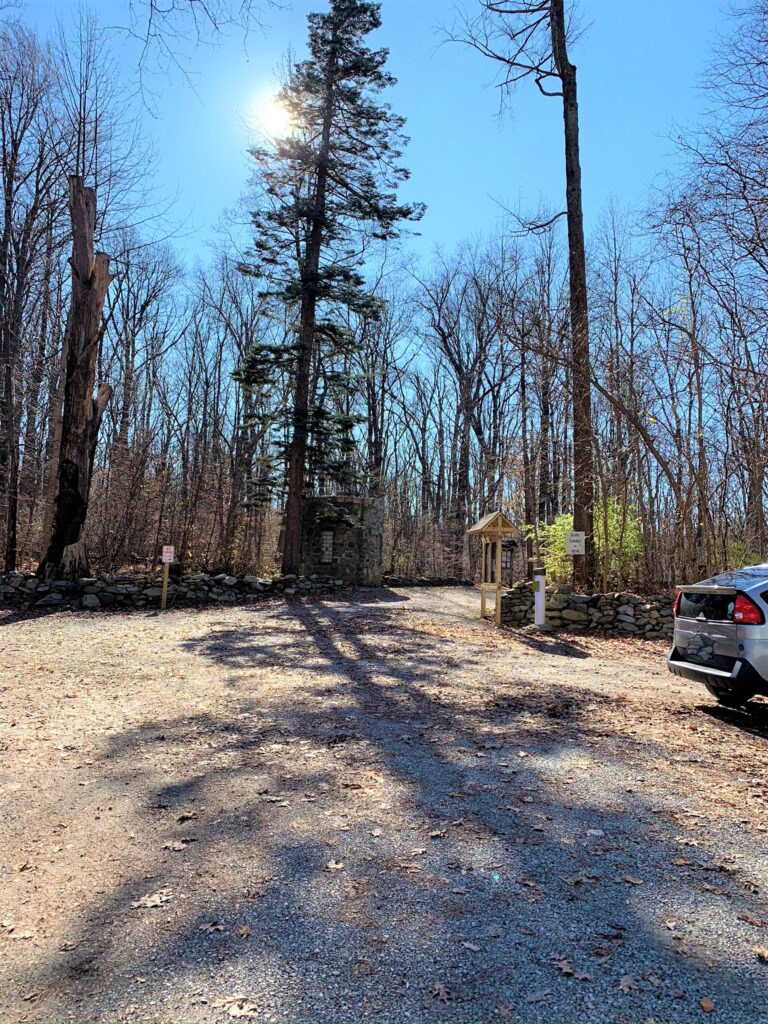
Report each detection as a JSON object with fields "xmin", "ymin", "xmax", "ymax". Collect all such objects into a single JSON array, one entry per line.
[{"xmin": 1, "ymin": 1, "xmax": 768, "ymax": 591}]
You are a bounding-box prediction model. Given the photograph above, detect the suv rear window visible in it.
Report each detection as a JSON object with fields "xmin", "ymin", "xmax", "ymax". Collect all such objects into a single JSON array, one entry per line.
[{"xmin": 677, "ymin": 592, "xmax": 736, "ymax": 621}]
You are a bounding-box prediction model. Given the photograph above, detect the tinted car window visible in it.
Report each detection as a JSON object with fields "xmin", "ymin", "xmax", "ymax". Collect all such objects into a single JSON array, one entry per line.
[{"xmin": 678, "ymin": 592, "xmax": 736, "ymax": 620}]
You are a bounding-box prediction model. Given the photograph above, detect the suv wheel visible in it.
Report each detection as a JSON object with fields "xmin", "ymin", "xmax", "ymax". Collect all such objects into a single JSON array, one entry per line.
[{"xmin": 704, "ymin": 680, "xmax": 756, "ymax": 707}]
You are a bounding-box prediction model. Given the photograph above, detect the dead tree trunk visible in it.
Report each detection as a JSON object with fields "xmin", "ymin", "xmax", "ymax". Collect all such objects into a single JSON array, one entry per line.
[
  {"xmin": 550, "ymin": 0, "xmax": 595, "ymax": 587},
  {"xmin": 38, "ymin": 176, "xmax": 112, "ymax": 579}
]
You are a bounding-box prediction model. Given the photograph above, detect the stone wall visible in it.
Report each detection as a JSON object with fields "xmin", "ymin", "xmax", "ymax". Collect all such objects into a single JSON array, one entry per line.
[
  {"xmin": 300, "ymin": 495, "xmax": 384, "ymax": 586},
  {"xmin": 0, "ymin": 572, "xmax": 347, "ymax": 612},
  {"xmin": 500, "ymin": 581, "xmax": 675, "ymax": 639}
]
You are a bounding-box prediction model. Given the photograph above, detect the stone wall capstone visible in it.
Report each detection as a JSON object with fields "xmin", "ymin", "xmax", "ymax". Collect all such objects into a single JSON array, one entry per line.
[
  {"xmin": 0, "ymin": 572, "xmax": 347, "ymax": 612},
  {"xmin": 500, "ymin": 581, "xmax": 675, "ymax": 639}
]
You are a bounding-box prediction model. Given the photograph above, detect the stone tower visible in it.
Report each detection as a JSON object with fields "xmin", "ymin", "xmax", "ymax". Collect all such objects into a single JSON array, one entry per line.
[{"xmin": 299, "ymin": 495, "xmax": 384, "ymax": 586}]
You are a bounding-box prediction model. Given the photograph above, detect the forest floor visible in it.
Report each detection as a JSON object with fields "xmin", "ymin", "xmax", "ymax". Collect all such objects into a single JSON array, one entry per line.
[{"xmin": 1, "ymin": 587, "xmax": 768, "ymax": 1024}]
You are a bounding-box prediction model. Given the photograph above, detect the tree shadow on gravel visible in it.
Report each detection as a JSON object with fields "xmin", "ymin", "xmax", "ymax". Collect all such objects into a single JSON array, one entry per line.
[
  {"xmin": 698, "ymin": 700, "xmax": 768, "ymax": 742},
  {"xmin": 19, "ymin": 597, "xmax": 768, "ymax": 1024},
  {"xmin": 502, "ymin": 629, "xmax": 591, "ymax": 659}
]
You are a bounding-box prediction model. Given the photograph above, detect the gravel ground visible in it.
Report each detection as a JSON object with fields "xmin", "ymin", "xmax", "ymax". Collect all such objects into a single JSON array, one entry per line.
[{"xmin": 1, "ymin": 586, "xmax": 768, "ymax": 1024}]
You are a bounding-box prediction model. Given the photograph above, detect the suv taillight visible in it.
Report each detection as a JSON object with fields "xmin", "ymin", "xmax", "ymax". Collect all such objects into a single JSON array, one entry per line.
[
  {"xmin": 673, "ymin": 592, "xmax": 681, "ymax": 617},
  {"xmin": 733, "ymin": 593, "xmax": 764, "ymax": 624}
]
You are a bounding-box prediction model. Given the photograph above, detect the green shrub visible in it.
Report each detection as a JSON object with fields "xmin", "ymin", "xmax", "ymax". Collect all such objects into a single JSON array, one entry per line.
[{"xmin": 528, "ymin": 499, "xmax": 643, "ymax": 588}]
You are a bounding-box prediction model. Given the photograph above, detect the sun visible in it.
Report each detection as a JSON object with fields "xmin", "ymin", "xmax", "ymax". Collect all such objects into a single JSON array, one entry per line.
[{"xmin": 252, "ymin": 94, "xmax": 293, "ymax": 139}]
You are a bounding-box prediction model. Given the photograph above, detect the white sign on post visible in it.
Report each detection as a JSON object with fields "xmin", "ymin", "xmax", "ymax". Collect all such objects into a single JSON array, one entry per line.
[
  {"xmin": 161, "ymin": 545, "xmax": 175, "ymax": 564},
  {"xmin": 565, "ymin": 531, "xmax": 585, "ymax": 556}
]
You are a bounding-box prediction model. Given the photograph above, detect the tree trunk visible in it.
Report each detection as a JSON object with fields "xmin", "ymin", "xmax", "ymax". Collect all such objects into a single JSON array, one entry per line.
[
  {"xmin": 38, "ymin": 176, "xmax": 112, "ymax": 579},
  {"xmin": 551, "ymin": 0, "xmax": 595, "ymax": 587},
  {"xmin": 281, "ymin": 37, "xmax": 337, "ymax": 575}
]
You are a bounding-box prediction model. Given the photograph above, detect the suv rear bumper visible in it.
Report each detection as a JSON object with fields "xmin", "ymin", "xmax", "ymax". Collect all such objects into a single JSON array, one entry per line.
[{"xmin": 667, "ymin": 648, "xmax": 766, "ymax": 692}]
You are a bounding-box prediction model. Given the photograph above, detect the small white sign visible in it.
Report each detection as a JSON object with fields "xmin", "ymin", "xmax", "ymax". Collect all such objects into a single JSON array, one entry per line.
[
  {"xmin": 161, "ymin": 545, "xmax": 175, "ymax": 564},
  {"xmin": 565, "ymin": 531, "xmax": 585, "ymax": 556}
]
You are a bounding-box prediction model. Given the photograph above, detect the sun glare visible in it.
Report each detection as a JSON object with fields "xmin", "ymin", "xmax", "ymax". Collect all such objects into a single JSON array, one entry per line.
[{"xmin": 252, "ymin": 95, "xmax": 293, "ymax": 139}]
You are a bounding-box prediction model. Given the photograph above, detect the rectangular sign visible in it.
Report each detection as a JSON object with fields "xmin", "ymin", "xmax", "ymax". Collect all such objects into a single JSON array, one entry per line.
[
  {"xmin": 565, "ymin": 531, "xmax": 585, "ymax": 556},
  {"xmin": 161, "ymin": 545, "xmax": 175, "ymax": 564}
]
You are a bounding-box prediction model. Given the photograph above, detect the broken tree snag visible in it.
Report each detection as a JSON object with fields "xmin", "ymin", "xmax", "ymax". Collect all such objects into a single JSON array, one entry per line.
[{"xmin": 38, "ymin": 176, "xmax": 112, "ymax": 580}]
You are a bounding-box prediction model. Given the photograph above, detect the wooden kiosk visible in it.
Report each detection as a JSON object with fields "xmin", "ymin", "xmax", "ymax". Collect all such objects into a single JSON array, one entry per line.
[{"xmin": 467, "ymin": 510, "xmax": 517, "ymax": 626}]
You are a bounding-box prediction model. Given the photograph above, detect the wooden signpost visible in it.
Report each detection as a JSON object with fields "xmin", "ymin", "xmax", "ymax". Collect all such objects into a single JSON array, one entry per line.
[{"xmin": 161, "ymin": 545, "xmax": 175, "ymax": 611}]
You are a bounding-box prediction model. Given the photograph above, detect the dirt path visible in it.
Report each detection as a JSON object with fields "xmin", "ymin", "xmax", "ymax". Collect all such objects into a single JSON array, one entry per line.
[{"xmin": 1, "ymin": 587, "xmax": 768, "ymax": 1023}]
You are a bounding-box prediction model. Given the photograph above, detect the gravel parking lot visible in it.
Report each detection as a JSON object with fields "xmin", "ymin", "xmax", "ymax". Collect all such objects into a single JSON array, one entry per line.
[{"xmin": 1, "ymin": 586, "xmax": 768, "ymax": 1023}]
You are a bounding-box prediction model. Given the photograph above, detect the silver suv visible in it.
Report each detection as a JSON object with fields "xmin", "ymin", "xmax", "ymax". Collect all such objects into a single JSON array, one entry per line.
[{"xmin": 668, "ymin": 565, "xmax": 768, "ymax": 706}]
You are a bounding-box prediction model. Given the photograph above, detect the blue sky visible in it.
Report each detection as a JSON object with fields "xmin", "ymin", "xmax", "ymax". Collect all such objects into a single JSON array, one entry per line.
[{"xmin": 28, "ymin": 0, "xmax": 726, "ymax": 267}]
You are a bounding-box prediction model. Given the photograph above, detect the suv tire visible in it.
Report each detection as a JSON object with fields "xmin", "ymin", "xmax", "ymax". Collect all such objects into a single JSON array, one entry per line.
[{"xmin": 704, "ymin": 679, "xmax": 756, "ymax": 707}]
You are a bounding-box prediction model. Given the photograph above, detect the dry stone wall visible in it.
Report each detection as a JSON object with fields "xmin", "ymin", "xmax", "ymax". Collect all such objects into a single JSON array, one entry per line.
[
  {"xmin": 500, "ymin": 581, "xmax": 675, "ymax": 639},
  {"xmin": 0, "ymin": 572, "xmax": 347, "ymax": 612}
]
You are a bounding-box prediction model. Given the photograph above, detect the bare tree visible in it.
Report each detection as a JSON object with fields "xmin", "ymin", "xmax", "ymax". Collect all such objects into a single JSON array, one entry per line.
[{"xmin": 457, "ymin": 0, "xmax": 596, "ymax": 584}]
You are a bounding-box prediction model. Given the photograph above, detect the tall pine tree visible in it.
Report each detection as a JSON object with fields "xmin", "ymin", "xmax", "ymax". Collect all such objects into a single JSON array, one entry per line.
[{"xmin": 237, "ymin": 0, "xmax": 422, "ymax": 575}]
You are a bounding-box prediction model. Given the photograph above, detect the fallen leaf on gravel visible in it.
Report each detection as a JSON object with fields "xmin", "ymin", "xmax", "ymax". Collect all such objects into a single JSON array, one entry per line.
[
  {"xmin": 753, "ymin": 947, "xmax": 768, "ymax": 963},
  {"xmin": 591, "ymin": 944, "xmax": 613, "ymax": 958},
  {"xmin": 525, "ymin": 989, "xmax": 551, "ymax": 1004},
  {"xmin": 430, "ymin": 982, "xmax": 450, "ymax": 1003},
  {"xmin": 739, "ymin": 914, "xmax": 766, "ymax": 927},
  {"xmin": 21, "ymin": 992, "xmax": 38, "ymax": 1002},
  {"xmin": 461, "ymin": 941, "xmax": 481, "ymax": 952},
  {"xmin": 430, "ymin": 829, "xmax": 446, "ymax": 839},
  {"xmin": 618, "ymin": 975, "xmax": 637, "ymax": 993},
  {"xmin": 714, "ymin": 862, "xmax": 737, "ymax": 874},
  {"xmin": 497, "ymin": 999, "xmax": 513, "ymax": 1017},
  {"xmin": 370, "ymin": 828, "xmax": 383, "ymax": 837},
  {"xmin": 622, "ymin": 876, "xmax": 644, "ymax": 886},
  {"xmin": 59, "ymin": 941, "xmax": 78, "ymax": 951},
  {"xmin": 176, "ymin": 811, "xmax": 198, "ymax": 823},
  {"xmin": 486, "ymin": 925, "xmax": 503, "ymax": 938},
  {"xmin": 237, "ymin": 924, "xmax": 250, "ymax": 939},
  {"xmin": 673, "ymin": 857, "xmax": 694, "ymax": 866},
  {"xmin": 199, "ymin": 922, "xmax": 225, "ymax": 933},
  {"xmin": 163, "ymin": 840, "xmax": 190, "ymax": 852},
  {"xmin": 700, "ymin": 996, "xmax": 715, "ymax": 1013},
  {"xmin": 325, "ymin": 860, "xmax": 344, "ymax": 871},
  {"xmin": 212, "ymin": 995, "xmax": 259, "ymax": 1019},
  {"xmin": 131, "ymin": 889, "xmax": 172, "ymax": 909},
  {"xmin": 552, "ymin": 956, "xmax": 575, "ymax": 976},
  {"xmin": 8, "ymin": 930, "xmax": 34, "ymax": 940}
]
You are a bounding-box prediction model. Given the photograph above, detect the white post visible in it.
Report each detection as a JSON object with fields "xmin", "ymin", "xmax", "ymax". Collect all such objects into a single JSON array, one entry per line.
[{"xmin": 533, "ymin": 567, "xmax": 546, "ymax": 627}]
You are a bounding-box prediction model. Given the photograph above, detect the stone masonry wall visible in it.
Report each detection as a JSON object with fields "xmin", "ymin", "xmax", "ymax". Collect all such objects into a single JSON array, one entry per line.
[
  {"xmin": 500, "ymin": 581, "xmax": 675, "ymax": 639},
  {"xmin": 300, "ymin": 495, "xmax": 384, "ymax": 586},
  {"xmin": 0, "ymin": 572, "xmax": 347, "ymax": 612}
]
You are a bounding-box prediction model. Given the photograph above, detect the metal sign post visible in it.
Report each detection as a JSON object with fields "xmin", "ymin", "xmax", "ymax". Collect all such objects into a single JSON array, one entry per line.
[{"xmin": 161, "ymin": 545, "xmax": 175, "ymax": 612}]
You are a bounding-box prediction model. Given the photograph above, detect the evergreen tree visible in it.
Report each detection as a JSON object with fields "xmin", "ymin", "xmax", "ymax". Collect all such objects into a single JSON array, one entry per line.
[{"xmin": 237, "ymin": 0, "xmax": 422, "ymax": 574}]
